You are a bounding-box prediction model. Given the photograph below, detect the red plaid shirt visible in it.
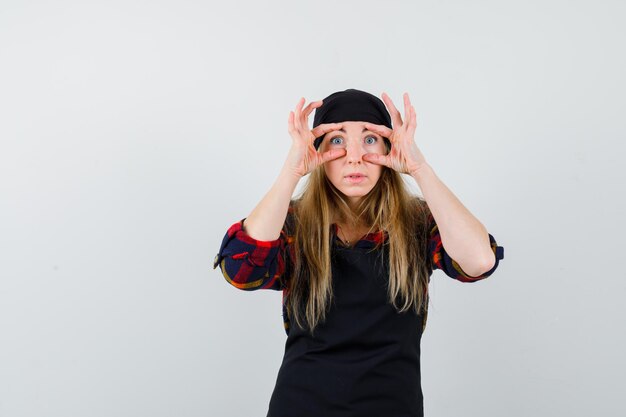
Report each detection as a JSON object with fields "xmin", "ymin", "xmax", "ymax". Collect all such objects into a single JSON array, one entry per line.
[{"xmin": 213, "ymin": 205, "xmax": 504, "ymax": 335}]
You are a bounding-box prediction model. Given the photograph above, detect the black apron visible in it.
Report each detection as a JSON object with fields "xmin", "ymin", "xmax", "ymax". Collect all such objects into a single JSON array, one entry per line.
[{"xmin": 267, "ymin": 234, "xmax": 425, "ymax": 417}]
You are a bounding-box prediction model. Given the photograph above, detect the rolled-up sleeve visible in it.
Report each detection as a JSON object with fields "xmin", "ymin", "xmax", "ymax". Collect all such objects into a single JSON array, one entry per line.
[
  {"xmin": 213, "ymin": 218, "xmax": 288, "ymax": 291},
  {"xmin": 428, "ymin": 214, "xmax": 504, "ymax": 282}
]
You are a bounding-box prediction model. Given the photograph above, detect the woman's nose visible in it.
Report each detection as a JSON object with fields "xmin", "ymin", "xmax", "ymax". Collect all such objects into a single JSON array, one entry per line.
[{"xmin": 345, "ymin": 142, "xmax": 364, "ymax": 163}]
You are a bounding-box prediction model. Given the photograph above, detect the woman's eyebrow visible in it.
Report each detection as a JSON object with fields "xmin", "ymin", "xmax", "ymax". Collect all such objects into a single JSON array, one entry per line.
[
  {"xmin": 337, "ymin": 127, "xmax": 369, "ymax": 133},
  {"xmin": 326, "ymin": 127, "xmax": 380, "ymax": 139}
]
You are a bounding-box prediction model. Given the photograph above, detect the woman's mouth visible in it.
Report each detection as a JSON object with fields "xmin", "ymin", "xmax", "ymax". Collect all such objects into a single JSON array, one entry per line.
[{"xmin": 345, "ymin": 174, "xmax": 366, "ymax": 183}]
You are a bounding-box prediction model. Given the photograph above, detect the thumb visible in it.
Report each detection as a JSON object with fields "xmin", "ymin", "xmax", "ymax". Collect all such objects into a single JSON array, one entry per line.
[
  {"xmin": 321, "ymin": 148, "xmax": 346, "ymax": 163},
  {"xmin": 363, "ymin": 153, "xmax": 387, "ymax": 166}
]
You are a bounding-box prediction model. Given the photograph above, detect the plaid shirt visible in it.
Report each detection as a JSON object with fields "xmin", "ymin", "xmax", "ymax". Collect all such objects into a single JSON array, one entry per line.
[{"xmin": 213, "ymin": 205, "xmax": 505, "ymax": 335}]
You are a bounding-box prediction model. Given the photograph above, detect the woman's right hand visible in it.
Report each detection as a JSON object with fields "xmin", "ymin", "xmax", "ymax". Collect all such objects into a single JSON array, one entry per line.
[{"xmin": 284, "ymin": 97, "xmax": 346, "ymax": 178}]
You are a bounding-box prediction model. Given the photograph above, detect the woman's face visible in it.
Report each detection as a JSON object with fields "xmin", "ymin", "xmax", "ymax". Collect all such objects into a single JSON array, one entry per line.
[{"xmin": 319, "ymin": 121, "xmax": 388, "ymax": 209}]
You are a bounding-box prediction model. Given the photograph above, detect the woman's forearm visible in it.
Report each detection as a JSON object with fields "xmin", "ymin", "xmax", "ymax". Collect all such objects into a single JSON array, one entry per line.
[
  {"xmin": 412, "ymin": 163, "xmax": 496, "ymax": 276},
  {"xmin": 242, "ymin": 165, "xmax": 301, "ymax": 241}
]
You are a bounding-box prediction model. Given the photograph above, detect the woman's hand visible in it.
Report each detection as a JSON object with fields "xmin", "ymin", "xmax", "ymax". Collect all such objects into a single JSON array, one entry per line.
[
  {"xmin": 362, "ymin": 92, "xmax": 428, "ymax": 176},
  {"xmin": 284, "ymin": 97, "xmax": 347, "ymax": 178}
]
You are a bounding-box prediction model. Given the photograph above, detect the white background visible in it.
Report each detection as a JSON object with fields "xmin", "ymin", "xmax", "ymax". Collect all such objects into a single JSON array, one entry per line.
[{"xmin": 1, "ymin": 0, "xmax": 624, "ymax": 416}]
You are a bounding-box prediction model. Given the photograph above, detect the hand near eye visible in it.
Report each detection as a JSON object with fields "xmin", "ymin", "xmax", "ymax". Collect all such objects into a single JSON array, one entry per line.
[
  {"xmin": 362, "ymin": 92, "xmax": 428, "ymax": 176},
  {"xmin": 284, "ymin": 97, "xmax": 347, "ymax": 178}
]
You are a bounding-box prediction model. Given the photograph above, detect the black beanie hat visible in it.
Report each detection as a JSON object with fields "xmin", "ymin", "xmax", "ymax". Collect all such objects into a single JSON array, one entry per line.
[{"xmin": 312, "ymin": 88, "xmax": 392, "ymax": 150}]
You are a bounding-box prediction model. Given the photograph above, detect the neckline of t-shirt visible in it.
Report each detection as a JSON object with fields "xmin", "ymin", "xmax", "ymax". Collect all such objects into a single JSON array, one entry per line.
[
  {"xmin": 330, "ymin": 224, "xmax": 388, "ymax": 249},
  {"xmin": 331, "ymin": 223, "xmax": 386, "ymax": 241}
]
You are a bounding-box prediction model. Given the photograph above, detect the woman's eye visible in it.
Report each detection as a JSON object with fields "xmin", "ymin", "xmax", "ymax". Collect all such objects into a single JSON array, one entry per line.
[{"xmin": 329, "ymin": 136, "xmax": 377, "ymax": 145}]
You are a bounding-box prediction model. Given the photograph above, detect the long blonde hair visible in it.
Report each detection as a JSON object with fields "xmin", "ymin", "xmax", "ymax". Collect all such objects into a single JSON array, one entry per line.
[{"xmin": 284, "ymin": 157, "xmax": 433, "ymax": 337}]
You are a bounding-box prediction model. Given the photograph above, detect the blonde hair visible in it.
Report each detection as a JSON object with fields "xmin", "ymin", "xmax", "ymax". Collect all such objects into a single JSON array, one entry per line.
[{"xmin": 284, "ymin": 150, "xmax": 432, "ymax": 337}]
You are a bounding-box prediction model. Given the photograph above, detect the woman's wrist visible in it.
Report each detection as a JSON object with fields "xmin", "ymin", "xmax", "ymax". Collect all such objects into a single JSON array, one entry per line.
[
  {"xmin": 280, "ymin": 163, "xmax": 305, "ymax": 183},
  {"xmin": 409, "ymin": 162, "xmax": 433, "ymax": 184}
]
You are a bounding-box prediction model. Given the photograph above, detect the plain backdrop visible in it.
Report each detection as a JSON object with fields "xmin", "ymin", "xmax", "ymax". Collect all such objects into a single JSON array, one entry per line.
[{"xmin": 1, "ymin": 0, "xmax": 624, "ymax": 416}]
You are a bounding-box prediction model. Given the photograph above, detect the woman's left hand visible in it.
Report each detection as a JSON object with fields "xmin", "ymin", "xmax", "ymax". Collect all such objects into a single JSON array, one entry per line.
[{"xmin": 362, "ymin": 92, "xmax": 428, "ymax": 176}]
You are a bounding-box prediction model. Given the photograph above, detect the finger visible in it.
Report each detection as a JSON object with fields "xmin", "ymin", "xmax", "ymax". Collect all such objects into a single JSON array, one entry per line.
[
  {"xmin": 301, "ymin": 100, "xmax": 323, "ymax": 132},
  {"xmin": 294, "ymin": 97, "xmax": 305, "ymax": 131},
  {"xmin": 363, "ymin": 152, "xmax": 390, "ymax": 168},
  {"xmin": 407, "ymin": 105, "xmax": 417, "ymax": 136},
  {"xmin": 303, "ymin": 100, "xmax": 323, "ymax": 119},
  {"xmin": 311, "ymin": 122, "xmax": 343, "ymax": 140},
  {"xmin": 382, "ymin": 92, "xmax": 403, "ymax": 128},
  {"xmin": 321, "ymin": 148, "xmax": 346, "ymax": 162},
  {"xmin": 363, "ymin": 122, "xmax": 393, "ymax": 139},
  {"xmin": 404, "ymin": 93, "xmax": 411, "ymax": 129},
  {"xmin": 287, "ymin": 111, "xmax": 296, "ymax": 135}
]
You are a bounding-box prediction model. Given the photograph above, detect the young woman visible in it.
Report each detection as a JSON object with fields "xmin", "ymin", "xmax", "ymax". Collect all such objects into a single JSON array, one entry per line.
[{"xmin": 213, "ymin": 88, "xmax": 504, "ymax": 417}]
